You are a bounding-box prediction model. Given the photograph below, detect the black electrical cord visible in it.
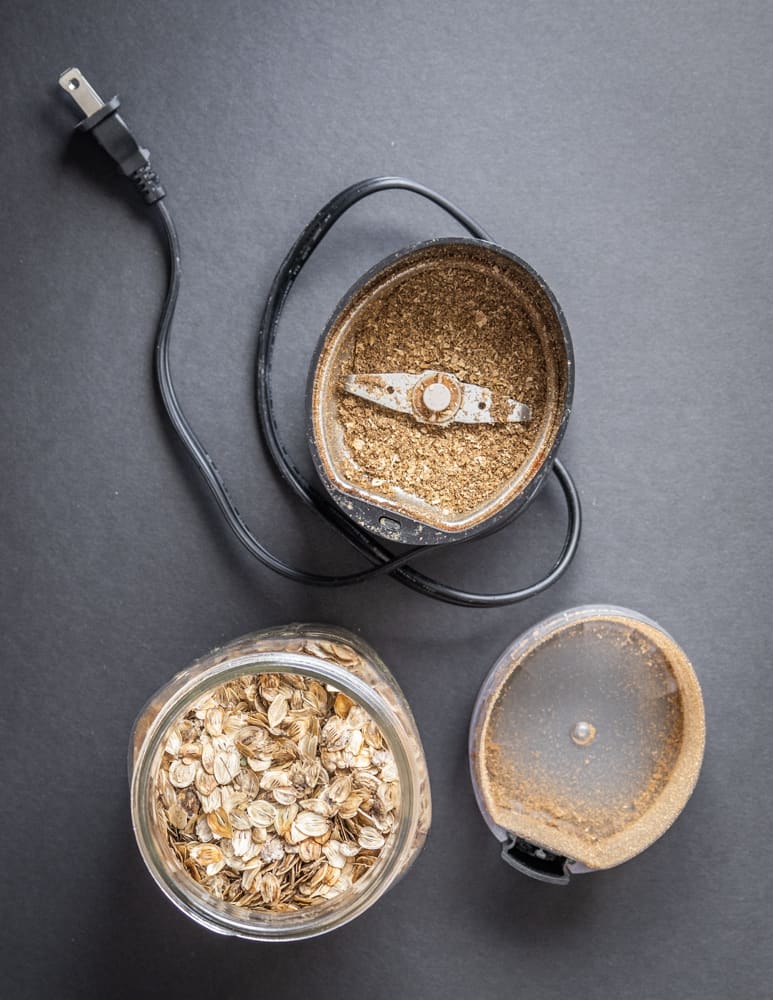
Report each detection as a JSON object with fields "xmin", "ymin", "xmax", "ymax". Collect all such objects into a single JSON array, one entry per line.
[
  {"xmin": 252, "ymin": 178, "xmax": 582, "ymax": 606},
  {"xmin": 155, "ymin": 199, "xmax": 426, "ymax": 588},
  {"xmin": 59, "ymin": 71, "xmax": 581, "ymax": 607}
]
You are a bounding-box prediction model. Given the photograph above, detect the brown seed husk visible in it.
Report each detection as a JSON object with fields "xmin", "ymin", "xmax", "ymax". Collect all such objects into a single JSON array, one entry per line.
[{"xmin": 155, "ymin": 671, "xmax": 400, "ymax": 912}]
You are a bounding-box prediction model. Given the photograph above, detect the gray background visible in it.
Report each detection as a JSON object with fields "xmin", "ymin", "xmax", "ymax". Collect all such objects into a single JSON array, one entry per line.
[{"xmin": 2, "ymin": 1, "xmax": 771, "ymax": 997}]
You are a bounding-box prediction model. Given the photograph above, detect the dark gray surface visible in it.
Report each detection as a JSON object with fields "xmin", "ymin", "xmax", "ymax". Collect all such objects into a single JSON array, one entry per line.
[{"xmin": 2, "ymin": 1, "xmax": 771, "ymax": 997}]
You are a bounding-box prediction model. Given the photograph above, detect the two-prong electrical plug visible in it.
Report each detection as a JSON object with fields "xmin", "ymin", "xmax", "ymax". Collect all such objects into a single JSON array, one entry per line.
[{"xmin": 58, "ymin": 67, "xmax": 166, "ymax": 204}]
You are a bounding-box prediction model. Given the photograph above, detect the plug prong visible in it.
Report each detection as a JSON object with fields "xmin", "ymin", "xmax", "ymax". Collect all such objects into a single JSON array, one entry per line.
[{"xmin": 58, "ymin": 68, "xmax": 105, "ymax": 118}]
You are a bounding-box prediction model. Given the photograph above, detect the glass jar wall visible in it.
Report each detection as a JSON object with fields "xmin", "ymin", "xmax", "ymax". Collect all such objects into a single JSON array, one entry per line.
[{"xmin": 130, "ymin": 625, "xmax": 431, "ymax": 940}]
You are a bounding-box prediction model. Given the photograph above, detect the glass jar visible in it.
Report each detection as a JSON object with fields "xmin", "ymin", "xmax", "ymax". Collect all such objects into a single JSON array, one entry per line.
[{"xmin": 130, "ymin": 624, "xmax": 431, "ymax": 940}]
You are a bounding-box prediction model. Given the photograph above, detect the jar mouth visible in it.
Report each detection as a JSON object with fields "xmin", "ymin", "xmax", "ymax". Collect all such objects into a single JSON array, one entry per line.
[{"xmin": 131, "ymin": 651, "xmax": 419, "ymax": 940}]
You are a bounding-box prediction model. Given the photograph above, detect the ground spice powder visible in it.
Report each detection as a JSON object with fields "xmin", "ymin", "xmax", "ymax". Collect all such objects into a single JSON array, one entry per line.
[{"xmin": 336, "ymin": 257, "xmax": 551, "ymax": 515}]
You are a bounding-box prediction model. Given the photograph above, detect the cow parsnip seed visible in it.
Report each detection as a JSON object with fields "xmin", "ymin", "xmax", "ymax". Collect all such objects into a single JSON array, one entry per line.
[{"xmin": 155, "ymin": 664, "xmax": 400, "ymax": 912}]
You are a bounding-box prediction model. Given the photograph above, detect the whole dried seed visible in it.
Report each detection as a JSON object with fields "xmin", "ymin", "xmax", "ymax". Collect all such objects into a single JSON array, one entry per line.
[{"xmin": 155, "ymin": 672, "xmax": 400, "ymax": 911}]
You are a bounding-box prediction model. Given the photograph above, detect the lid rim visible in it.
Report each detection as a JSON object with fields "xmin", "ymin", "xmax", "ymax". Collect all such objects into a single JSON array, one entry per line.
[{"xmin": 469, "ymin": 605, "xmax": 706, "ymax": 871}]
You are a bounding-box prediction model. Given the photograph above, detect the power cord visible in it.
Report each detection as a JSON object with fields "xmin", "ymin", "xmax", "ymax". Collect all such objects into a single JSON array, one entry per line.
[{"xmin": 58, "ymin": 68, "xmax": 581, "ymax": 607}]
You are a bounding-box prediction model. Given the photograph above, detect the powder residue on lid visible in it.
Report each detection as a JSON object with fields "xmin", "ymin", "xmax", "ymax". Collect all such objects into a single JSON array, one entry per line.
[{"xmin": 474, "ymin": 612, "xmax": 705, "ymax": 869}]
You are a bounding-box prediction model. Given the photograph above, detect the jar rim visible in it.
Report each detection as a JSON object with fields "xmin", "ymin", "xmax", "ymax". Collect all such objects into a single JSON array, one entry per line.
[{"xmin": 131, "ymin": 648, "xmax": 421, "ymax": 940}]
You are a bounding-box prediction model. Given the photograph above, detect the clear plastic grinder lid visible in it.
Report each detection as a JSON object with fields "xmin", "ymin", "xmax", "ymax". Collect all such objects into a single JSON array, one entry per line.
[{"xmin": 469, "ymin": 606, "xmax": 705, "ymax": 878}]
